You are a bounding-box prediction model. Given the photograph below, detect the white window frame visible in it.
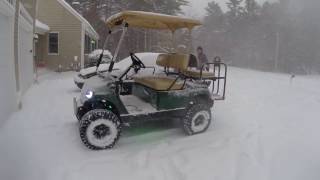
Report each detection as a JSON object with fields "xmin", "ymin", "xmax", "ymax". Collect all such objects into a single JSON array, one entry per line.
[{"xmin": 48, "ymin": 32, "xmax": 59, "ymax": 55}]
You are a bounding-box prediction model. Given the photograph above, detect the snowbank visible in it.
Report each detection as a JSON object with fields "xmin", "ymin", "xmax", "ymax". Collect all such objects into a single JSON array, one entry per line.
[{"xmin": 1, "ymin": 68, "xmax": 320, "ymax": 180}]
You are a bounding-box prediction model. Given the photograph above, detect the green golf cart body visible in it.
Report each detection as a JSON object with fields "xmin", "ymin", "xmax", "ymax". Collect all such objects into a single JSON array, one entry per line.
[{"xmin": 74, "ymin": 11, "xmax": 227, "ymax": 150}]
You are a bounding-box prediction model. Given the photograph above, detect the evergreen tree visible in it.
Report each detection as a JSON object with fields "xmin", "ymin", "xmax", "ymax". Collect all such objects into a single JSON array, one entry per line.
[
  {"xmin": 204, "ymin": 1, "xmax": 224, "ymax": 30},
  {"xmin": 196, "ymin": 1, "xmax": 226, "ymax": 58},
  {"xmin": 226, "ymin": 0, "xmax": 243, "ymax": 20},
  {"xmin": 244, "ymin": 0, "xmax": 259, "ymax": 17},
  {"xmin": 199, "ymin": 0, "xmax": 320, "ymax": 73}
]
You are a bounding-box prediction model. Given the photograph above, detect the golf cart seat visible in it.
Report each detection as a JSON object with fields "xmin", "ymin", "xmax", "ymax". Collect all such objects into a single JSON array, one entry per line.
[
  {"xmin": 134, "ymin": 53, "xmax": 189, "ymax": 91},
  {"xmin": 183, "ymin": 70, "xmax": 215, "ymax": 79},
  {"xmin": 134, "ymin": 76, "xmax": 184, "ymax": 91},
  {"xmin": 183, "ymin": 54, "xmax": 215, "ymax": 79}
]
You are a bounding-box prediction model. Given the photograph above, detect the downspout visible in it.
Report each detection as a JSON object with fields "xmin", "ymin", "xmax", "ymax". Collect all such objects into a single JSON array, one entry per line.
[
  {"xmin": 32, "ymin": 0, "xmax": 38, "ymax": 83},
  {"xmin": 108, "ymin": 23, "xmax": 128, "ymax": 72},
  {"xmin": 13, "ymin": 0, "xmax": 21, "ymax": 109},
  {"xmin": 80, "ymin": 23, "xmax": 85, "ymax": 69}
]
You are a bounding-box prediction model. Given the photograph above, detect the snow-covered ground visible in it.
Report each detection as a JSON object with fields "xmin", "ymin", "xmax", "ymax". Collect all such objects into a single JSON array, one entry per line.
[{"xmin": 1, "ymin": 67, "xmax": 320, "ymax": 180}]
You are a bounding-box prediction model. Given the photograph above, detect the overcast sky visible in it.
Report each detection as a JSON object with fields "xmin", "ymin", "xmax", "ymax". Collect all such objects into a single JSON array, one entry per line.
[{"xmin": 182, "ymin": 0, "xmax": 278, "ymax": 18}]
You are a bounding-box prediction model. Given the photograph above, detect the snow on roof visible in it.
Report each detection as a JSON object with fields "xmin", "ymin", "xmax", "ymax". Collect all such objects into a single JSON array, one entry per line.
[
  {"xmin": 35, "ymin": 19, "xmax": 50, "ymax": 35},
  {"xmin": 57, "ymin": 0, "xmax": 99, "ymax": 40}
]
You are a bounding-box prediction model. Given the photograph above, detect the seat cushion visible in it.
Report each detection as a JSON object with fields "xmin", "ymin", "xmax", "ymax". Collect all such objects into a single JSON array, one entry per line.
[
  {"xmin": 156, "ymin": 53, "xmax": 190, "ymax": 71},
  {"xmin": 183, "ymin": 70, "xmax": 215, "ymax": 79},
  {"xmin": 134, "ymin": 76, "xmax": 183, "ymax": 91}
]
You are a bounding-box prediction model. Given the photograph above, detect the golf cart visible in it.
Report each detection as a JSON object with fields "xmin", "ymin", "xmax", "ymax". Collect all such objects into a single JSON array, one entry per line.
[{"xmin": 73, "ymin": 11, "xmax": 227, "ymax": 150}]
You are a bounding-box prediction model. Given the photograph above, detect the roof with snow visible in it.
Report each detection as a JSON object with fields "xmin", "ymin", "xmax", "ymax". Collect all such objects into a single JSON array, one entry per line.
[
  {"xmin": 106, "ymin": 11, "xmax": 202, "ymax": 31},
  {"xmin": 35, "ymin": 19, "xmax": 50, "ymax": 35},
  {"xmin": 57, "ymin": 0, "xmax": 99, "ymax": 39}
]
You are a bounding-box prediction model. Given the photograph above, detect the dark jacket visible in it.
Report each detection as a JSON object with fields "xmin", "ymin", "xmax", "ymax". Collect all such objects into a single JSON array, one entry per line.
[{"xmin": 198, "ymin": 53, "xmax": 209, "ymax": 70}]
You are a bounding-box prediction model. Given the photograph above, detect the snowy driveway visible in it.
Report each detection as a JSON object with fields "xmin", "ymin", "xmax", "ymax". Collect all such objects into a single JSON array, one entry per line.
[{"xmin": 1, "ymin": 68, "xmax": 320, "ymax": 180}]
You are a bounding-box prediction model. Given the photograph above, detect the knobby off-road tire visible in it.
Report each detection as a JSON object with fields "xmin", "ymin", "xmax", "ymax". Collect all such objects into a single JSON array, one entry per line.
[
  {"xmin": 182, "ymin": 103, "xmax": 212, "ymax": 135},
  {"xmin": 79, "ymin": 109, "xmax": 121, "ymax": 150}
]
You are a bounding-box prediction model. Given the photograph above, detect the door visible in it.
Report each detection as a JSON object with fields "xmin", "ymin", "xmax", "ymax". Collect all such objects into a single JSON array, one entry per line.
[{"xmin": 18, "ymin": 17, "xmax": 34, "ymax": 95}]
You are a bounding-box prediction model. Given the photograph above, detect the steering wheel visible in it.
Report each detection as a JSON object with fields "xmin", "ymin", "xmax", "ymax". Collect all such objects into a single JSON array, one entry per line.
[{"xmin": 130, "ymin": 53, "xmax": 146, "ymax": 72}]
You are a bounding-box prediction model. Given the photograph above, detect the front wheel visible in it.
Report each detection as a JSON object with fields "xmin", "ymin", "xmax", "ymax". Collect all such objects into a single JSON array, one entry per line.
[
  {"xmin": 79, "ymin": 109, "xmax": 121, "ymax": 150},
  {"xmin": 182, "ymin": 104, "xmax": 211, "ymax": 135}
]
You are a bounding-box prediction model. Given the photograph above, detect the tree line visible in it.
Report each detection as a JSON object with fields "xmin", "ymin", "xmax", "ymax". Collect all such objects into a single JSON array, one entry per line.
[
  {"xmin": 197, "ymin": 0, "xmax": 320, "ymax": 74},
  {"xmin": 66, "ymin": 0, "xmax": 320, "ymax": 74}
]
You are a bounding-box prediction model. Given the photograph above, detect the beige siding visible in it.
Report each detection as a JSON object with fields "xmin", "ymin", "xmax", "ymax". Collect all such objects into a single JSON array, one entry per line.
[
  {"xmin": 35, "ymin": 34, "xmax": 45, "ymax": 63},
  {"xmin": 37, "ymin": 0, "xmax": 82, "ymax": 71}
]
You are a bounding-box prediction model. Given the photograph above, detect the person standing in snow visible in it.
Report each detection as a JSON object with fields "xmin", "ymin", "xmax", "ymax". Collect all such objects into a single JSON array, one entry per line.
[{"xmin": 197, "ymin": 46, "xmax": 209, "ymax": 71}]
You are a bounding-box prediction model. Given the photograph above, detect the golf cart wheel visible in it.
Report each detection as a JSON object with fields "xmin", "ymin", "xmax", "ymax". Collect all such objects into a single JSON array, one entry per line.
[
  {"xmin": 79, "ymin": 109, "xmax": 121, "ymax": 150},
  {"xmin": 182, "ymin": 103, "xmax": 211, "ymax": 135}
]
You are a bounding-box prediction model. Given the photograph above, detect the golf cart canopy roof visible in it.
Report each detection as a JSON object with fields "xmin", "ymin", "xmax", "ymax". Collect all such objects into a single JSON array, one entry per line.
[{"xmin": 106, "ymin": 11, "xmax": 202, "ymax": 31}]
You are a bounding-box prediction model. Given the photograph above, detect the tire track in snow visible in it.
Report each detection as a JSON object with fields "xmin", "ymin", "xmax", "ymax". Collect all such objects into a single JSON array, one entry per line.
[{"xmin": 124, "ymin": 141, "xmax": 188, "ymax": 180}]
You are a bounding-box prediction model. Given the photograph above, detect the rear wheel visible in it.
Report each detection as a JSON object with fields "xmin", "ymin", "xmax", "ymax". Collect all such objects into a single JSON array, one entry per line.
[
  {"xmin": 79, "ymin": 109, "xmax": 121, "ymax": 150},
  {"xmin": 182, "ymin": 103, "xmax": 211, "ymax": 135}
]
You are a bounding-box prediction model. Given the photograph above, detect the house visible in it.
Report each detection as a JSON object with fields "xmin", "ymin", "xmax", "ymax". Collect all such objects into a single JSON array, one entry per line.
[
  {"xmin": 36, "ymin": 0, "xmax": 99, "ymax": 71},
  {"xmin": 0, "ymin": 0, "xmax": 99, "ymax": 124},
  {"xmin": 0, "ymin": 0, "xmax": 36, "ymax": 125}
]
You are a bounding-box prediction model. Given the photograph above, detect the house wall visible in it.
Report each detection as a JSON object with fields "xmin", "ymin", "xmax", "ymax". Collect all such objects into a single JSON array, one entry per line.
[
  {"xmin": 0, "ymin": 0, "xmax": 17, "ymax": 125},
  {"xmin": 17, "ymin": 5, "xmax": 34, "ymax": 95},
  {"xmin": 37, "ymin": 0, "xmax": 82, "ymax": 71},
  {"xmin": 35, "ymin": 34, "xmax": 45, "ymax": 64},
  {"xmin": 0, "ymin": 1, "xmax": 35, "ymax": 126}
]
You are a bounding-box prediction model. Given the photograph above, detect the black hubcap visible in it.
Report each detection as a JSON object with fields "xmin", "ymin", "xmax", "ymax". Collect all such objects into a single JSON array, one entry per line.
[
  {"xmin": 194, "ymin": 115, "xmax": 205, "ymax": 126},
  {"xmin": 93, "ymin": 124, "xmax": 110, "ymax": 139}
]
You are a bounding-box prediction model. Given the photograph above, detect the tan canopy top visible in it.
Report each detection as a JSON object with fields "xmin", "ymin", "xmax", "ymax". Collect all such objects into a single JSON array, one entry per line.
[{"xmin": 106, "ymin": 11, "xmax": 202, "ymax": 31}]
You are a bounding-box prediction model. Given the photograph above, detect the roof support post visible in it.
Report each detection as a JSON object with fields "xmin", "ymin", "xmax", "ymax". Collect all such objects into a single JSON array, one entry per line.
[
  {"xmin": 144, "ymin": 30, "xmax": 147, "ymax": 51},
  {"xmin": 187, "ymin": 29, "xmax": 192, "ymax": 54},
  {"xmin": 171, "ymin": 30, "xmax": 175, "ymax": 53},
  {"xmin": 108, "ymin": 23, "xmax": 128, "ymax": 72},
  {"xmin": 95, "ymin": 30, "xmax": 111, "ymax": 71},
  {"xmin": 102, "ymin": 30, "xmax": 112, "ymax": 49}
]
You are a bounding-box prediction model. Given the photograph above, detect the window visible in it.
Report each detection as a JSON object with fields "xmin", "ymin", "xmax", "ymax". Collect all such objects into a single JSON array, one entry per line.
[
  {"xmin": 85, "ymin": 34, "xmax": 91, "ymax": 54},
  {"xmin": 91, "ymin": 40, "xmax": 97, "ymax": 51},
  {"xmin": 85, "ymin": 34, "xmax": 97, "ymax": 54},
  {"xmin": 48, "ymin": 33, "xmax": 59, "ymax": 54}
]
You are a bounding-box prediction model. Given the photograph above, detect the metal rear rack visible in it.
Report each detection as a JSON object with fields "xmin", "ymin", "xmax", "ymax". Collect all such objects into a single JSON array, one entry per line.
[{"xmin": 200, "ymin": 56, "xmax": 227, "ymax": 100}]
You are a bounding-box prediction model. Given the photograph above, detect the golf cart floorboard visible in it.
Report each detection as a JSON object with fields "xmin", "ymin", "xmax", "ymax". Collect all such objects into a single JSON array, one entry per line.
[{"xmin": 120, "ymin": 95, "xmax": 157, "ymax": 115}]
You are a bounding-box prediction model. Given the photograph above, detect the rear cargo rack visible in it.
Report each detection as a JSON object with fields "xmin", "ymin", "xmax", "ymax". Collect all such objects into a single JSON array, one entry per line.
[{"xmin": 201, "ymin": 56, "xmax": 227, "ymax": 100}]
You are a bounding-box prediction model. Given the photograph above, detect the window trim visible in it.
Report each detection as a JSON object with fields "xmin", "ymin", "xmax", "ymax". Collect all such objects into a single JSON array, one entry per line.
[
  {"xmin": 84, "ymin": 34, "xmax": 91, "ymax": 55},
  {"xmin": 84, "ymin": 33, "xmax": 97, "ymax": 55},
  {"xmin": 48, "ymin": 32, "xmax": 59, "ymax": 55}
]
